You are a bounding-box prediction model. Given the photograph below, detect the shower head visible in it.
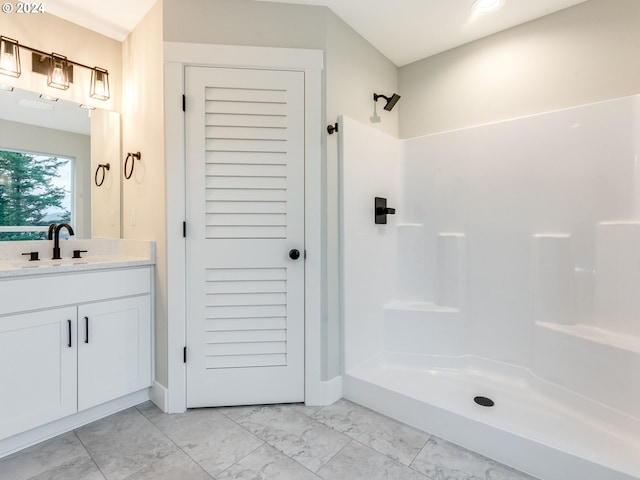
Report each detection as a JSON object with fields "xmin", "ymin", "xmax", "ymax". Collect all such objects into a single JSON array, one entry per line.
[{"xmin": 373, "ymin": 93, "xmax": 401, "ymax": 111}]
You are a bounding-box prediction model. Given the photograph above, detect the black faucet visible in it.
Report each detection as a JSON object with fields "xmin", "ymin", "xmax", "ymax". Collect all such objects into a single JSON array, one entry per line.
[
  {"xmin": 52, "ymin": 223, "xmax": 75, "ymax": 259},
  {"xmin": 48, "ymin": 223, "xmax": 57, "ymax": 240}
]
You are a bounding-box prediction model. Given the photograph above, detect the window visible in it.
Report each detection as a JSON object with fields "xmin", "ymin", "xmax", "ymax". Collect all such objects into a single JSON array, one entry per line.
[{"xmin": 0, "ymin": 149, "xmax": 73, "ymax": 241}]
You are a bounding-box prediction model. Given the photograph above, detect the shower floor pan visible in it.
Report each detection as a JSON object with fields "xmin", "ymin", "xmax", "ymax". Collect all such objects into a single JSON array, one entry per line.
[{"xmin": 344, "ymin": 352, "xmax": 640, "ymax": 480}]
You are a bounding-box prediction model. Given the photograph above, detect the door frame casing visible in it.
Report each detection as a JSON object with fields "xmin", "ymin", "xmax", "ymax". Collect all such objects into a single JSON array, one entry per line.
[{"xmin": 164, "ymin": 42, "xmax": 324, "ymax": 413}]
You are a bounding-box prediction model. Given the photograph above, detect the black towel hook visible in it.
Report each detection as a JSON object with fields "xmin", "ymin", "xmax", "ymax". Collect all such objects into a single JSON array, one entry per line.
[
  {"xmin": 94, "ymin": 163, "xmax": 110, "ymax": 187},
  {"xmin": 124, "ymin": 151, "xmax": 141, "ymax": 180}
]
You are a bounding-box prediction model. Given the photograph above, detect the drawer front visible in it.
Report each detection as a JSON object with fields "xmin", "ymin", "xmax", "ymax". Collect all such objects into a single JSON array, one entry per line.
[{"xmin": 0, "ymin": 267, "xmax": 151, "ymax": 315}]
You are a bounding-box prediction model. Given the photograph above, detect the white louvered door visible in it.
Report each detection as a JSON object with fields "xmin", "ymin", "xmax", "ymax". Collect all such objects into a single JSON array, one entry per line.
[{"xmin": 185, "ymin": 66, "xmax": 305, "ymax": 407}]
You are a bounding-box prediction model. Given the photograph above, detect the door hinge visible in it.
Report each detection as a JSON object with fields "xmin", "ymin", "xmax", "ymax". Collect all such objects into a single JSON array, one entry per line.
[
  {"xmin": 183, "ymin": 221, "xmax": 186, "ymax": 238},
  {"xmin": 183, "ymin": 346, "xmax": 187, "ymax": 363},
  {"xmin": 182, "ymin": 94, "xmax": 186, "ymax": 112}
]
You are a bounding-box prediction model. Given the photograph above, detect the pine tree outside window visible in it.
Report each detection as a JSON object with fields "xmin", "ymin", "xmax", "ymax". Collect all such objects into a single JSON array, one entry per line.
[{"xmin": 0, "ymin": 149, "xmax": 72, "ymax": 241}]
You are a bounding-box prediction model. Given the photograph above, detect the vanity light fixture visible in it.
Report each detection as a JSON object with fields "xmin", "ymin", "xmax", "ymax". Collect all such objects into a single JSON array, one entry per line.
[
  {"xmin": 472, "ymin": 0, "xmax": 505, "ymax": 15},
  {"xmin": 47, "ymin": 53, "xmax": 69, "ymax": 90},
  {"xmin": 90, "ymin": 67, "xmax": 110, "ymax": 100},
  {"xmin": 0, "ymin": 34, "xmax": 110, "ymax": 100},
  {"xmin": 0, "ymin": 36, "xmax": 20, "ymax": 77}
]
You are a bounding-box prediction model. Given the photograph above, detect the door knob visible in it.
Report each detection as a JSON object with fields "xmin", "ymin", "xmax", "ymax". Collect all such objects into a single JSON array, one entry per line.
[{"xmin": 289, "ymin": 249, "xmax": 301, "ymax": 260}]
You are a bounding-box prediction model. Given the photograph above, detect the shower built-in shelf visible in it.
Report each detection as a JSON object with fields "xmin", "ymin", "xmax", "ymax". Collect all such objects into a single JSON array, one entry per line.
[
  {"xmin": 384, "ymin": 301, "xmax": 459, "ymax": 313},
  {"xmin": 533, "ymin": 320, "xmax": 640, "ymax": 421},
  {"xmin": 383, "ymin": 301, "xmax": 463, "ymax": 357},
  {"xmin": 536, "ymin": 321, "xmax": 640, "ymax": 354}
]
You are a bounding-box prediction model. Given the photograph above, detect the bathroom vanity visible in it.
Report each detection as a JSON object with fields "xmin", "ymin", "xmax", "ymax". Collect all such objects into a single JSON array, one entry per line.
[{"xmin": 0, "ymin": 239, "xmax": 155, "ymax": 455}]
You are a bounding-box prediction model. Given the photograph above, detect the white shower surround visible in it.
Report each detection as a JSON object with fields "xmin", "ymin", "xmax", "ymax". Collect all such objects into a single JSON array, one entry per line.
[{"xmin": 339, "ymin": 95, "xmax": 640, "ymax": 480}]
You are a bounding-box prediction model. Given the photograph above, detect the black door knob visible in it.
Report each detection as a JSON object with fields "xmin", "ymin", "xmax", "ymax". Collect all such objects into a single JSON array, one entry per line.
[{"xmin": 289, "ymin": 249, "xmax": 301, "ymax": 260}]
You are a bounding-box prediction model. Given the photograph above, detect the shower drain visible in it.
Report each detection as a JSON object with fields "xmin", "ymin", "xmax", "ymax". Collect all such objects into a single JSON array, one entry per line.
[{"xmin": 474, "ymin": 396, "xmax": 495, "ymax": 407}]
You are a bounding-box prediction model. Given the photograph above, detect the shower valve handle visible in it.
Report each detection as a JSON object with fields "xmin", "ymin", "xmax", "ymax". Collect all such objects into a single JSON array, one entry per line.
[
  {"xmin": 376, "ymin": 207, "xmax": 396, "ymax": 215},
  {"xmin": 374, "ymin": 197, "xmax": 396, "ymax": 224}
]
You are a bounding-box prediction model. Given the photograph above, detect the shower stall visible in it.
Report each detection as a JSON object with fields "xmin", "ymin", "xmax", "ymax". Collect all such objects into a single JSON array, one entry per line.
[{"xmin": 339, "ymin": 95, "xmax": 640, "ymax": 480}]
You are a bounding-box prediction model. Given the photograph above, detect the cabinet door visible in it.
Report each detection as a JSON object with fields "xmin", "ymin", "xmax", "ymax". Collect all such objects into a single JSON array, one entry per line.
[
  {"xmin": 0, "ymin": 307, "xmax": 77, "ymax": 439},
  {"xmin": 77, "ymin": 296, "xmax": 151, "ymax": 411}
]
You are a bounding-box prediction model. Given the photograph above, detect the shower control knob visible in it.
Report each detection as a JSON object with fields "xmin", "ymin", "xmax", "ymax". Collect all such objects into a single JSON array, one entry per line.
[{"xmin": 289, "ymin": 249, "xmax": 301, "ymax": 260}]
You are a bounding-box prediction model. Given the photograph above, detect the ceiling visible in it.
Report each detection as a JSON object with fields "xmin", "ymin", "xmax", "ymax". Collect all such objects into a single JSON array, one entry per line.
[
  {"xmin": 45, "ymin": 0, "xmax": 157, "ymax": 42},
  {"xmin": 44, "ymin": 0, "xmax": 587, "ymax": 66},
  {"xmin": 254, "ymin": 0, "xmax": 588, "ymax": 65}
]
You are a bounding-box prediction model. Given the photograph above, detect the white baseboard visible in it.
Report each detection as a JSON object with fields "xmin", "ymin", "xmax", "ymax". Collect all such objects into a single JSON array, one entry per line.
[
  {"xmin": 150, "ymin": 381, "xmax": 169, "ymax": 413},
  {"xmin": 0, "ymin": 389, "xmax": 150, "ymax": 459},
  {"xmin": 310, "ymin": 375, "xmax": 343, "ymax": 406}
]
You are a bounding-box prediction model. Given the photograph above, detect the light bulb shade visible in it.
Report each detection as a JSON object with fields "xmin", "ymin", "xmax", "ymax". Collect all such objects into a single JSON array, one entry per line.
[
  {"xmin": 90, "ymin": 67, "xmax": 110, "ymax": 100},
  {"xmin": 47, "ymin": 53, "xmax": 69, "ymax": 90},
  {"xmin": 0, "ymin": 36, "xmax": 21, "ymax": 78}
]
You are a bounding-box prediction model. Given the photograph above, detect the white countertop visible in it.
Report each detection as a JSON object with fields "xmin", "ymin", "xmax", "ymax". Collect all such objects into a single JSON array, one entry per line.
[{"xmin": 0, "ymin": 239, "xmax": 156, "ymax": 278}]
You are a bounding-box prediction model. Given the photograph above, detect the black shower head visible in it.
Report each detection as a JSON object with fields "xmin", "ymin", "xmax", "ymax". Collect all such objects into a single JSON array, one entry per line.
[{"xmin": 373, "ymin": 93, "xmax": 401, "ymax": 111}]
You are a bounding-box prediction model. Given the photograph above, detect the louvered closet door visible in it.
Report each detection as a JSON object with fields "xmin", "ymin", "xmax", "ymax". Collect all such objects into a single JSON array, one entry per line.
[{"xmin": 185, "ymin": 66, "xmax": 305, "ymax": 407}]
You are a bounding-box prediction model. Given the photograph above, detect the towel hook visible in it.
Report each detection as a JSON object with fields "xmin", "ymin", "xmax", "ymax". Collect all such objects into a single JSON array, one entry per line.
[
  {"xmin": 124, "ymin": 151, "xmax": 141, "ymax": 180},
  {"xmin": 94, "ymin": 163, "xmax": 110, "ymax": 187}
]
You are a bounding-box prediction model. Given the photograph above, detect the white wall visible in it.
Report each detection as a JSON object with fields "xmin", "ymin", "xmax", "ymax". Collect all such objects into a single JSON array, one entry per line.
[
  {"xmin": 90, "ymin": 109, "xmax": 121, "ymax": 238},
  {"xmin": 163, "ymin": 0, "xmax": 326, "ymax": 50},
  {"xmin": 121, "ymin": 1, "xmax": 167, "ymax": 384},
  {"xmin": 0, "ymin": 119, "xmax": 91, "ymax": 238},
  {"xmin": 399, "ymin": 0, "xmax": 640, "ymax": 138}
]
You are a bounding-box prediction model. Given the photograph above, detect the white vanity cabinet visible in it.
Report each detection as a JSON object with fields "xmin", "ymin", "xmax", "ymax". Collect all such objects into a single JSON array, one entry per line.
[
  {"xmin": 0, "ymin": 307, "xmax": 78, "ymax": 440},
  {"xmin": 78, "ymin": 296, "xmax": 151, "ymax": 411},
  {"xmin": 0, "ymin": 266, "xmax": 152, "ymax": 441}
]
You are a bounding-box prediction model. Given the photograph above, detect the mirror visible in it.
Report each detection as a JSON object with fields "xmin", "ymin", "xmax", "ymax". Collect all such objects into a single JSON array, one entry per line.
[{"xmin": 0, "ymin": 86, "xmax": 121, "ymax": 240}]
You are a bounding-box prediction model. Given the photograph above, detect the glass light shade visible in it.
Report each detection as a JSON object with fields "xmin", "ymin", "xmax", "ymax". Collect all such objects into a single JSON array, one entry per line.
[
  {"xmin": 47, "ymin": 53, "xmax": 69, "ymax": 90},
  {"xmin": 0, "ymin": 36, "xmax": 21, "ymax": 78},
  {"xmin": 90, "ymin": 67, "xmax": 110, "ymax": 100}
]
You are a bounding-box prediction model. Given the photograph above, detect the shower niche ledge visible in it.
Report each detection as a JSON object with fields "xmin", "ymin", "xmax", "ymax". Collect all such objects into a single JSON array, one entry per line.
[
  {"xmin": 533, "ymin": 320, "xmax": 640, "ymax": 420},
  {"xmin": 384, "ymin": 301, "xmax": 459, "ymax": 313},
  {"xmin": 383, "ymin": 301, "xmax": 463, "ymax": 356}
]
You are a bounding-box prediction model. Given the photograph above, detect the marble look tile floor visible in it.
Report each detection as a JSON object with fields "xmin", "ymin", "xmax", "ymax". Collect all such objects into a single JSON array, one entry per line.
[{"xmin": 0, "ymin": 399, "xmax": 539, "ymax": 480}]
